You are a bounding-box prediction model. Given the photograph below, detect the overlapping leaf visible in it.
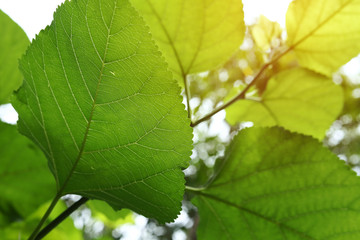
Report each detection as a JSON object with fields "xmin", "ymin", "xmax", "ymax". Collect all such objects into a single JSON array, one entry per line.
[
  {"xmin": 130, "ymin": 0, "xmax": 245, "ymax": 82},
  {"xmin": 286, "ymin": 0, "xmax": 360, "ymax": 76},
  {"xmin": 226, "ymin": 68, "xmax": 343, "ymax": 139},
  {"xmin": 0, "ymin": 122, "xmax": 54, "ymax": 226},
  {"xmin": 13, "ymin": 0, "xmax": 192, "ymax": 223},
  {"xmin": 193, "ymin": 127, "xmax": 360, "ymax": 239},
  {"xmin": 0, "ymin": 10, "xmax": 29, "ymax": 104},
  {"xmin": 252, "ymin": 15, "xmax": 282, "ymax": 51}
]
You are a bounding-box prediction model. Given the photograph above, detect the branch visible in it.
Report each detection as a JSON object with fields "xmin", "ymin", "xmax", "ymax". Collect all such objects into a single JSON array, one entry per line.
[
  {"xmin": 28, "ymin": 194, "xmax": 61, "ymax": 240},
  {"xmin": 190, "ymin": 48, "xmax": 292, "ymax": 128},
  {"xmin": 34, "ymin": 197, "xmax": 89, "ymax": 240}
]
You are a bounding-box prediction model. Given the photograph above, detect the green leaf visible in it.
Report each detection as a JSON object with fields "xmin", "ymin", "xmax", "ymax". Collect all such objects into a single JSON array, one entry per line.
[
  {"xmin": 130, "ymin": 0, "xmax": 245, "ymax": 82},
  {"xmin": 286, "ymin": 0, "xmax": 360, "ymax": 76},
  {"xmin": 0, "ymin": 200, "xmax": 82, "ymax": 240},
  {"xmin": 0, "ymin": 122, "xmax": 55, "ymax": 226},
  {"xmin": 87, "ymin": 200, "xmax": 134, "ymax": 228},
  {"xmin": 226, "ymin": 68, "xmax": 343, "ymax": 139},
  {"xmin": 13, "ymin": 0, "xmax": 192, "ymax": 223},
  {"xmin": 0, "ymin": 10, "xmax": 29, "ymax": 104},
  {"xmin": 192, "ymin": 127, "xmax": 360, "ymax": 240}
]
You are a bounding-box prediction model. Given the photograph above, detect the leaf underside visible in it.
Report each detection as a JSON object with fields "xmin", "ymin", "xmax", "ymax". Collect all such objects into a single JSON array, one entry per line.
[
  {"xmin": 193, "ymin": 127, "xmax": 360, "ymax": 240},
  {"xmin": 226, "ymin": 68, "xmax": 343, "ymax": 139},
  {"xmin": 13, "ymin": 0, "xmax": 192, "ymax": 223},
  {"xmin": 286, "ymin": 0, "xmax": 360, "ymax": 76},
  {"xmin": 130, "ymin": 0, "xmax": 245, "ymax": 82}
]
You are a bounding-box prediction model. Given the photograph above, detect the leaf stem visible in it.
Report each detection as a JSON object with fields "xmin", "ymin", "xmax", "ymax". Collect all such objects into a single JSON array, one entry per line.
[
  {"xmin": 28, "ymin": 194, "xmax": 61, "ymax": 240},
  {"xmin": 34, "ymin": 197, "xmax": 89, "ymax": 240},
  {"xmin": 185, "ymin": 185, "xmax": 206, "ymax": 192},
  {"xmin": 190, "ymin": 48, "xmax": 292, "ymax": 128}
]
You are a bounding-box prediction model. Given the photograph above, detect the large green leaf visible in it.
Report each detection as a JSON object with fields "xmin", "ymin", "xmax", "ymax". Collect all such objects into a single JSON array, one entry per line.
[
  {"xmin": 0, "ymin": 122, "xmax": 54, "ymax": 226},
  {"xmin": 13, "ymin": 0, "xmax": 192, "ymax": 223},
  {"xmin": 286, "ymin": 0, "xmax": 360, "ymax": 76},
  {"xmin": 226, "ymin": 68, "xmax": 343, "ymax": 139},
  {"xmin": 130, "ymin": 0, "xmax": 245, "ymax": 82},
  {"xmin": 192, "ymin": 127, "xmax": 360, "ymax": 240},
  {"xmin": 0, "ymin": 10, "xmax": 29, "ymax": 104}
]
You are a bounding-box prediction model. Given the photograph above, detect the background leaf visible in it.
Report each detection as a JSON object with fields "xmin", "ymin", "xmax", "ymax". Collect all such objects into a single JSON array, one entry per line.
[
  {"xmin": 193, "ymin": 127, "xmax": 360, "ymax": 240},
  {"xmin": 0, "ymin": 9, "xmax": 29, "ymax": 104},
  {"xmin": 286, "ymin": 0, "xmax": 360, "ymax": 76},
  {"xmin": 0, "ymin": 200, "xmax": 82, "ymax": 240},
  {"xmin": 226, "ymin": 68, "xmax": 343, "ymax": 139},
  {"xmin": 130, "ymin": 0, "xmax": 245, "ymax": 82},
  {"xmin": 13, "ymin": 0, "xmax": 192, "ymax": 223},
  {"xmin": 87, "ymin": 200, "xmax": 134, "ymax": 228},
  {"xmin": 0, "ymin": 122, "xmax": 55, "ymax": 227}
]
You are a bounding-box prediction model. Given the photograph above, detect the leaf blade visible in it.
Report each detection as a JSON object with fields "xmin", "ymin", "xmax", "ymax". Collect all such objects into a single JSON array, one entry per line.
[
  {"xmin": 13, "ymin": 0, "xmax": 192, "ymax": 223},
  {"xmin": 0, "ymin": 10, "xmax": 29, "ymax": 104},
  {"xmin": 286, "ymin": 0, "xmax": 360, "ymax": 75},
  {"xmin": 193, "ymin": 127, "xmax": 360, "ymax": 239},
  {"xmin": 226, "ymin": 68, "xmax": 343, "ymax": 139},
  {"xmin": 130, "ymin": 0, "xmax": 245, "ymax": 81}
]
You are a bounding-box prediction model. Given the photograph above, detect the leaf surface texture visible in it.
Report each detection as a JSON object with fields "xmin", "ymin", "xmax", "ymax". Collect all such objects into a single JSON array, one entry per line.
[
  {"xmin": 193, "ymin": 127, "xmax": 360, "ymax": 240},
  {"xmin": 286, "ymin": 0, "xmax": 360, "ymax": 75},
  {"xmin": 130, "ymin": 0, "xmax": 245, "ymax": 81},
  {"xmin": 13, "ymin": 0, "xmax": 192, "ymax": 222}
]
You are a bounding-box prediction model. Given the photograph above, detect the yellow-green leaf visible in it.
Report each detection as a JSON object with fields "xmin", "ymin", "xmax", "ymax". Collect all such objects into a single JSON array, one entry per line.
[
  {"xmin": 130, "ymin": 0, "xmax": 245, "ymax": 82},
  {"xmin": 226, "ymin": 68, "xmax": 343, "ymax": 139},
  {"xmin": 252, "ymin": 15, "xmax": 282, "ymax": 51},
  {"xmin": 286, "ymin": 0, "xmax": 360, "ymax": 76}
]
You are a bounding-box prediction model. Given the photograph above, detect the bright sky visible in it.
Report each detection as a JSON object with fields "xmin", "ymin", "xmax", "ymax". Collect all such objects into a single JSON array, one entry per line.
[{"xmin": 0, "ymin": 0, "xmax": 293, "ymax": 40}]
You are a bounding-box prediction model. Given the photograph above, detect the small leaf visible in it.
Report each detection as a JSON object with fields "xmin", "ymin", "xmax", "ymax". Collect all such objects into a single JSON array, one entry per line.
[
  {"xmin": 286, "ymin": 0, "xmax": 360, "ymax": 76},
  {"xmin": 130, "ymin": 0, "xmax": 245, "ymax": 82},
  {"xmin": 252, "ymin": 15, "xmax": 282, "ymax": 51},
  {"xmin": 193, "ymin": 127, "xmax": 360, "ymax": 240},
  {"xmin": 13, "ymin": 0, "xmax": 192, "ymax": 223},
  {"xmin": 226, "ymin": 68, "xmax": 343, "ymax": 139},
  {"xmin": 0, "ymin": 10, "xmax": 29, "ymax": 104},
  {"xmin": 0, "ymin": 122, "xmax": 55, "ymax": 226}
]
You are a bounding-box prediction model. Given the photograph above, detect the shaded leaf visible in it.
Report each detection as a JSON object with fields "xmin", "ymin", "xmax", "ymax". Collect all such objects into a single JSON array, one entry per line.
[
  {"xmin": 0, "ymin": 122, "xmax": 55, "ymax": 226},
  {"xmin": 226, "ymin": 68, "xmax": 343, "ymax": 139},
  {"xmin": 0, "ymin": 10, "xmax": 29, "ymax": 104},
  {"xmin": 286, "ymin": 0, "xmax": 360, "ymax": 76},
  {"xmin": 0, "ymin": 200, "xmax": 82, "ymax": 240},
  {"xmin": 130, "ymin": 0, "xmax": 245, "ymax": 82},
  {"xmin": 193, "ymin": 127, "xmax": 360, "ymax": 240},
  {"xmin": 13, "ymin": 0, "xmax": 192, "ymax": 223}
]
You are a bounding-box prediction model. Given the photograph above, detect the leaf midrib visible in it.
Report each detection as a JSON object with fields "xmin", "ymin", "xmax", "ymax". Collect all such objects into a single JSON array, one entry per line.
[
  {"xmin": 56, "ymin": 1, "xmax": 117, "ymax": 196},
  {"xmin": 289, "ymin": 0, "xmax": 354, "ymax": 49}
]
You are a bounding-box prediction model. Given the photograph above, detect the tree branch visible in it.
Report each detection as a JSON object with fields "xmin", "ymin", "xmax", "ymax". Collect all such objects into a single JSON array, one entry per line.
[{"xmin": 190, "ymin": 48, "xmax": 292, "ymax": 128}]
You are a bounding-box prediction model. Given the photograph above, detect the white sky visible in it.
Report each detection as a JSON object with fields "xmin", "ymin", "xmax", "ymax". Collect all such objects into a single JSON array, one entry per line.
[{"xmin": 0, "ymin": 0, "xmax": 293, "ymax": 40}]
